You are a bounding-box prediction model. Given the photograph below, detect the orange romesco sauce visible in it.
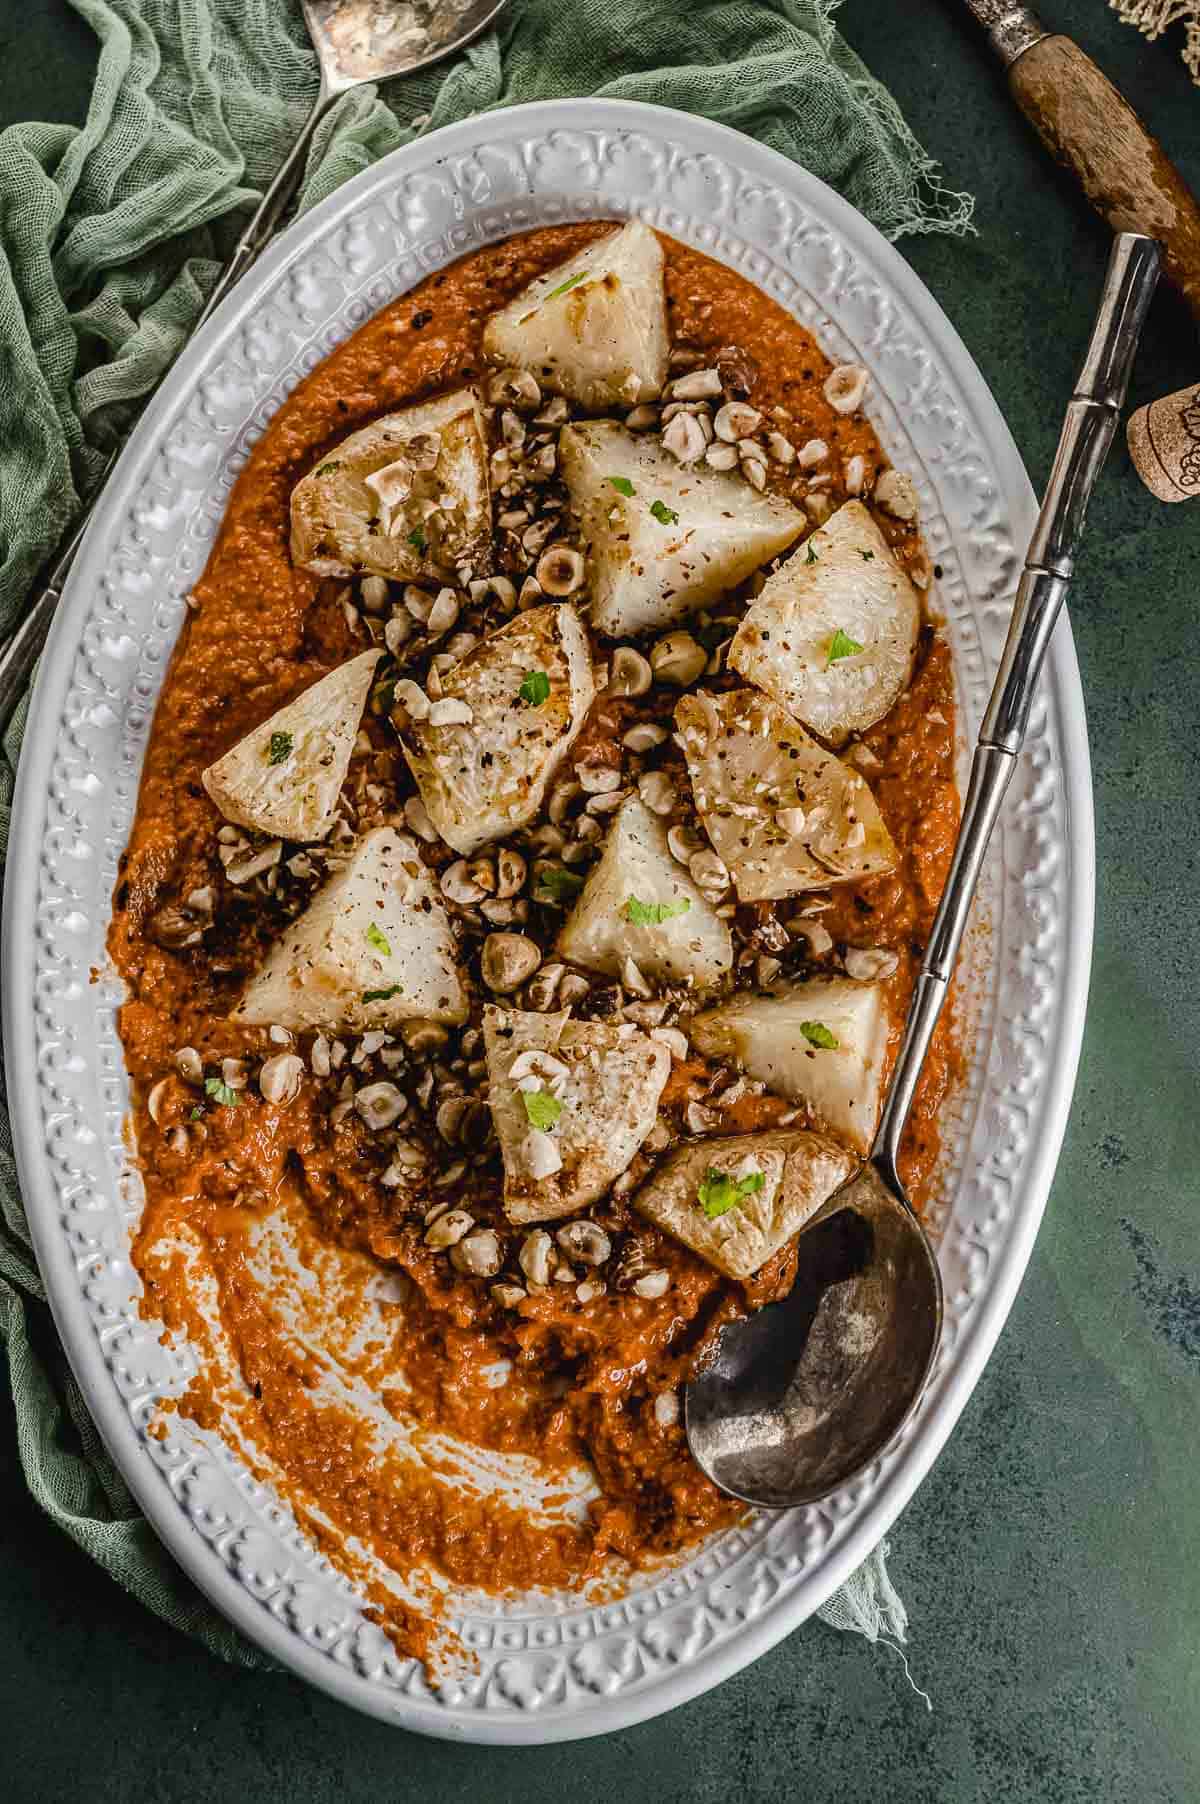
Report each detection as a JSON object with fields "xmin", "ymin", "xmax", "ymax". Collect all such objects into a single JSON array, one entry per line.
[{"xmin": 110, "ymin": 226, "xmax": 963, "ymax": 1657}]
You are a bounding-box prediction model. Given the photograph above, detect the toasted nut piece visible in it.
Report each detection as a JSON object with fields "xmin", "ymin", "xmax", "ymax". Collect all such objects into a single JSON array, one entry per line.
[
  {"xmin": 488, "ymin": 368, "xmax": 541, "ymax": 410},
  {"xmin": 844, "ymin": 454, "xmax": 867, "ymax": 496},
  {"xmin": 427, "ymin": 588, "xmax": 460, "ymax": 635},
  {"xmin": 355, "ymin": 1081, "xmax": 407, "ymax": 1129},
  {"xmin": 633, "ymin": 1268, "xmax": 671, "ymax": 1299},
  {"xmin": 874, "ymin": 468, "xmax": 919, "ymax": 522},
  {"xmin": 524, "ymin": 960, "xmax": 565, "ymax": 1012},
  {"xmin": 623, "ymin": 721, "xmax": 668, "ymax": 753},
  {"xmin": 670, "ymin": 367, "xmax": 722, "ymax": 400},
  {"xmin": 741, "ymin": 454, "xmax": 768, "ymax": 492},
  {"xmin": 147, "ymin": 1078, "xmax": 171, "ymax": 1125},
  {"xmin": 558, "ymin": 973, "xmax": 592, "ymax": 1007},
  {"xmin": 796, "ymin": 437, "xmax": 829, "ymax": 469},
  {"xmin": 523, "ymin": 1128, "xmax": 563, "ymax": 1180},
  {"xmin": 556, "ymin": 1220, "xmax": 612, "ymax": 1265},
  {"xmin": 609, "ymin": 645, "xmax": 652, "ymax": 698},
  {"xmin": 492, "ymin": 1281, "xmax": 527, "ymax": 1307},
  {"xmin": 399, "ymin": 1019, "xmax": 448, "ymax": 1054},
  {"xmin": 805, "ymin": 491, "xmax": 834, "ymax": 525},
  {"xmin": 714, "ymin": 400, "xmax": 763, "ymax": 443},
  {"xmin": 467, "ymin": 854, "xmax": 497, "ymax": 895},
  {"xmin": 361, "ymin": 574, "xmax": 390, "ymax": 611},
  {"xmin": 147, "ymin": 904, "xmax": 206, "ymax": 950},
  {"xmin": 259, "ymin": 1053, "xmax": 305, "ymax": 1105},
  {"xmin": 425, "ymin": 1208, "xmax": 474, "ymax": 1249},
  {"xmin": 638, "ymin": 770, "xmax": 677, "ymax": 816},
  {"xmin": 577, "ymin": 762, "xmax": 622, "ymax": 795},
  {"xmin": 689, "ymin": 848, "xmax": 730, "ymax": 894},
  {"xmin": 393, "ymin": 678, "xmax": 430, "ymax": 721},
  {"xmin": 650, "ymin": 631, "xmax": 706, "ymax": 687},
  {"xmin": 844, "ymin": 946, "xmax": 900, "ymax": 981},
  {"xmin": 824, "ymin": 364, "xmax": 868, "ymax": 415},
  {"xmin": 662, "ymin": 410, "xmax": 707, "ymax": 463},
  {"xmin": 650, "ymin": 1025, "xmax": 690, "ymax": 1061},
  {"xmin": 576, "ymin": 1279, "xmax": 605, "ymax": 1303},
  {"xmin": 536, "ymin": 545, "xmax": 585, "ymax": 595},
  {"xmin": 437, "ymin": 1095, "xmax": 469, "ymax": 1143},
  {"xmin": 428, "ymin": 697, "xmax": 474, "ymax": 727},
  {"xmin": 441, "ymin": 858, "xmax": 488, "ymax": 905},
  {"xmin": 766, "ymin": 431, "xmax": 795, "ymax": 465},
  {"xmin": 451, "ymin": 1229, "xmax": 502, "ymax": 1277},
  {"xmin": 495, "ymin": 847, "xmax": 527, "ymax": 898},
  {"xmin": 175, "ymin": 1046, "xmax": 203, "ymax": 1085},
  {"xmin": 519, "ymin": 1228, "xmax": 555, "ymax": 1286},
  {"xmin": 704, "ymin": 442, "xmax": 738, "ymax": 471},
  {"xmin": 481, "ymin": 932, "xmax": 541, "ymax": 993},
  {"xmin": 667, "ymin": 822, "xmax": 706, "ymax": 865},
  {"xmin": 654, "ymin": 1389, "xmax": 680, "ymax": 1426}
]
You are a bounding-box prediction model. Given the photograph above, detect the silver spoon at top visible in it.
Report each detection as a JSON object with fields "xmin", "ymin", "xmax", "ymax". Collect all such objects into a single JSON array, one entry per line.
[
  {"xmin": 685, "ymin": 230, "xmax": 1162, "ymax": 1512},
  {"xmin": 0, "ymin": 0, "xmax": 508, "ymax": 732}
]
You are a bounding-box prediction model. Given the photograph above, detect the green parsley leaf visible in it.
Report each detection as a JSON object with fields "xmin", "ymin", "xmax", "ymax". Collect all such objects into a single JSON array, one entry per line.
[
  {"xmin": 698, "ymin": 1166, "xmax": 767, "ymax": 1219},
  {"xmin": 805, "ymin": 544, "xmax": 819, "ymax": 565},
  {"xmin": 267, "ymin": 730, "xmax": 293, "ymax": 765},
  {"xmin": 522, "ymin": 1089, "xmax": 563, "ymax": 1132},
  {"xmin": 518, "ymin": 669, "xmax": 551, "ymax": 707},
  {"xmin": 189, "ymin": 1105, "xmax": 204, "ymax": 1122},
  {"xmin": 799, "ymin": 1020, "xmax": 839, "ymax": 1050},
  {"xmin": 316, "ymin": 460, "xmax": 341, "ymax": 475},
  {"xmin": 407, "ymin": 525, "xmax": 427, "ymax": 554},
  {"xmin": 607, "ymin": 476, "xmax": 636, "ymax": 497},
  {"xmin": 363, "ymin": 984, "xmax": 403, "ymax": 1004},
  {"xmin": 535, "ymin": 866, "xmax": 584, "ymax": 904},
  {"xmin": 860, "ymin": 549, "xmax": 876, "ymax": 562},
  {"xmin": 544, "ymin": 270, "xmax": 587, "ymax": 302},
  {"xmin": 827, "ymin": 628, "xmax": 864, "ymax": 666},
  {"xmin": 366, "ymin": 922, "xmax": 392, "ymax": 957},
  {"xmin": 650, "ymin": 499, "xmax": 679, "ymax": 526},
  {"xmin": 624, "ymin": 895, "xmax": 691, "ymax": 926},
  {"xmin": 204, "ymin": 1077, "xmax": 240, "ymax": 1108}
]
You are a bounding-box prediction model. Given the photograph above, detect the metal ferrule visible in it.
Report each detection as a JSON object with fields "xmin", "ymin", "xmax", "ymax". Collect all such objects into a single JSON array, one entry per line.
[{"xmin": 962, "ymin": 0, "xmax": 1051, "ymax": 66}]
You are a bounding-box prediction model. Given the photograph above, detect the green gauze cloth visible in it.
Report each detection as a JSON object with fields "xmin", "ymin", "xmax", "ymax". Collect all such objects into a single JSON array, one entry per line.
[{"xmin": 0, "ymin": 0, "xmax": 970, "ymax": 1673}]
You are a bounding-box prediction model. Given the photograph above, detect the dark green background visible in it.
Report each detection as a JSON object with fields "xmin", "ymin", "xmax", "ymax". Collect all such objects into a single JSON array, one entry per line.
[{"xmin": 3, "ymin": 1, "xmax": 1198, "ymax": 1797}]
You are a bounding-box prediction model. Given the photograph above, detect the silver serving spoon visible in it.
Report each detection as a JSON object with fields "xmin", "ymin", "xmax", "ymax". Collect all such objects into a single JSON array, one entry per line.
[
  {"xmin": 686, "ymin": 231, "xmax": 1162, "ymax": 1512},
  {"xmin": 0, "ymin": 0, "xmax": 507, "ymax": 732}
]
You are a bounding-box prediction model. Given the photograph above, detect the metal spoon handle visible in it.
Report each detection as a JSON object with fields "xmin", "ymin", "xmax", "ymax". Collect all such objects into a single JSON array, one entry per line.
[
  {"xmin": 872, "ymin": 231, "xmax": 1162, "ymax": 1188},
  {"xmin": 0, "ymin": 90, "xmax": 330, "ymax": 735}
]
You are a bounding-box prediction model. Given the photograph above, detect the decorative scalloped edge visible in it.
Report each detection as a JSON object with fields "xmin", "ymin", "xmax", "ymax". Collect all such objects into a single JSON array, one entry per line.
[{"xmin": 8, "ymin": 105, "xmax": 1080, "ymax": 1740}]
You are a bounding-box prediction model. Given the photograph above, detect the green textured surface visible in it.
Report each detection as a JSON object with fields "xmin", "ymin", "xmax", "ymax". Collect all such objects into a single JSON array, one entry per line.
[{"xmin": 2, "ymin": 0, "xmax": 1198, "ymax": 1796}]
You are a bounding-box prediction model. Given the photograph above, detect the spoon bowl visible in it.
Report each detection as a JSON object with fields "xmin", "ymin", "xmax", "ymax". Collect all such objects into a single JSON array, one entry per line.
[
  {"xmin": 685, "ymin": 1164, "xmax": 942, "ymax": 1509},
  {"xmin": 303, "ymin": 0, "xmax": 509, "ymax": 91}
]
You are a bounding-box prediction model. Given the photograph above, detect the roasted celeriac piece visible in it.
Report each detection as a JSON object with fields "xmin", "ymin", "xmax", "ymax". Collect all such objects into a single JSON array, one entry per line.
[
  {"xmin": 201, "ymin": 649, "xmax": 381, "ymax": 843},
  {"xmin": 675, "ymin": 688, "xmax": 896, "ymax": 901},
  {"xmin": 398, "ymin": 603, "xmax": 594, "ymax": 857},
  {"xmin": 560, "ymin": 421, "xmax": 804, "ymax": 637},
  {"xmin": 556, "ymin": 795, "xmax": 732, "ymax": 990},
  {"xmin": 730, "ymin": 500, "xmax": 920, "ymax": 745},
  {"xmin": 482, "ymin": 220, "xmax": 669, "ymax": 410},
  {"xmin": 233, "ymin": 826, "xmax": 468, "ymax": 1031},
  {"xmin": 691, "ymin": 976, "xmax": 889, "ymax": 1155},
  {"xmin": 289, "ymin": 388, "xmax": 490, "ymax": 584},
  {"xmin": 484, "ymin": 1005, "xmax": 671, "ymax": 1224},
  {"xmin": 632, "ymin": 1129, "xmax": 855, "ymax": 1280}
]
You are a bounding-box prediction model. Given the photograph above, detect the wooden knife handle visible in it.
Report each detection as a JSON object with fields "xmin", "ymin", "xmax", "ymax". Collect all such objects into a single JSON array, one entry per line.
[{"xmin": 1010, "ymin": 33, "xmax": 1200, "ymax": 326}]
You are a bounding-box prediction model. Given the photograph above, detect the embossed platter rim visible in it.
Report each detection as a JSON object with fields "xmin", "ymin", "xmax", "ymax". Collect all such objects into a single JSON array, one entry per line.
[{"xmin": 1, "ymin": 100, "xmax": 1093, "ymax": 1740}]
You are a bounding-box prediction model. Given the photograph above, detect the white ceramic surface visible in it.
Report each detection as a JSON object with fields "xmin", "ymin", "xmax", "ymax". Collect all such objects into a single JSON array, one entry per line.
[{"xmin": 1, "ymin": 100, "xmax": 1092, "ymax": 1741}]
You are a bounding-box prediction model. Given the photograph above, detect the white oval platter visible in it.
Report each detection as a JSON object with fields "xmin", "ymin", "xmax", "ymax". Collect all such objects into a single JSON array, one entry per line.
[{"xmin": 1, "ymin": 99, "xmax": 1092, "ymax": 1741}]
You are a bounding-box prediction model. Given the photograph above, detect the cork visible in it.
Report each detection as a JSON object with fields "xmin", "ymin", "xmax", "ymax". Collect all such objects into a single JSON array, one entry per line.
[{"xmin": 1127, "ymin": 382, "xmax": 1200, "ymax": 502}]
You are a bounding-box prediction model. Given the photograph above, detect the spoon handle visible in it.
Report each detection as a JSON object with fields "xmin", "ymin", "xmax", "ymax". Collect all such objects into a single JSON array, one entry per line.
[{"xmin": 872, "ymin": 230, "xmax": 1162, "ymax": 1190}]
